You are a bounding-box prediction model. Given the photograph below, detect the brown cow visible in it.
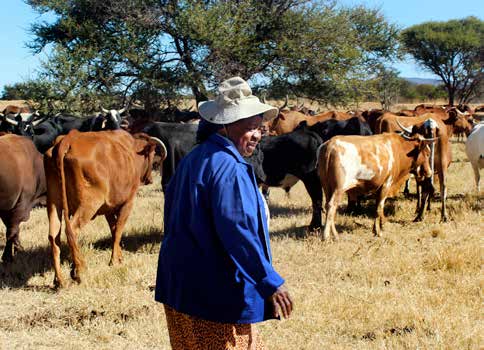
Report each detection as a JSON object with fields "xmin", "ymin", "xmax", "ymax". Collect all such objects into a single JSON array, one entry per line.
[
  {"xmin": 0, "ymin": 134, "xmax": 46, "ymax": 262},
  {"xmin": 317, "ymin": 133, "xmax": 434, "ymax": 240},
  {"xmin": 361, "ymin": 109, "xmax": 385, "ymax": 133},
  {"xmin": 414, "ymin": 104, "xmax": 447, "ymax": 116},
  {"xmin": 376, "ymin": 114, "xmax": 452, "ymax": 222},
  {"xmin": 1, "ymin": 105, "xmax": 32, "ymax": 115},
  {"xmin": 44, "ymin": 130, "xmax": 166, "ymax": 287},
  {"xmin": 310, "ymin": 111, "xmax": 353, "ymax": 124},
  {"xmin": 266, "ymin": 110, "xmax": 354, "ymax": 135},
  {"xmin": 265, "ymin": 110, "xmax": 311, "ymax": 135},
  {"xmin": 453, "ymin": 114, "xmax": 475, "ymax": 142}
]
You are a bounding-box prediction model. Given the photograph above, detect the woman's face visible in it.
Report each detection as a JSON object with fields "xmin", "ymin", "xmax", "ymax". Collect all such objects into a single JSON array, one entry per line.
[{"xmin": 225, "ymin": 115, "xmax": 263, "ymax": 157}]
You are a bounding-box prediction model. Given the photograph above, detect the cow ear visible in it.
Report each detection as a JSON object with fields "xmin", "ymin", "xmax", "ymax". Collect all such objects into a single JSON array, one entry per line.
[
  {"xmin": 137, "ymin": 142, "xmax": 155, "ymax": 156},
  {"xmin": 278, "ymin": 112, "xmax": 286, "ymax": 120}
]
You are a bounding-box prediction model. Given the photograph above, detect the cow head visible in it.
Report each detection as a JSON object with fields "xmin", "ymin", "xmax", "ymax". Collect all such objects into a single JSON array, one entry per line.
[
  {"xmin": 101, "ymin": 106, "xmax": 127, "ymax": 129},
  {"xmin": 403, "ymin": 134, "xmax": 435, "ymax": 183},
  {"xmin": 0, "ymin": 113, "xmax": 35, "ymax": 137},
  {"xmin": 133, "ymin": 133, "xmax": 167, "ymax": 185}
]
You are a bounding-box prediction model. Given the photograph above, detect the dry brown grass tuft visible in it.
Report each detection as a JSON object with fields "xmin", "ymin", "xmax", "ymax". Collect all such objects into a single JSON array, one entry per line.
[{"xmin": 0, "ymin": 137, "xmax": 482, "ymax": 349}]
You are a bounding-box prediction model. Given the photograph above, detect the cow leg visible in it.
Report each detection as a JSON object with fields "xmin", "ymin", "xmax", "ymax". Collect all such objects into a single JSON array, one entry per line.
[
  {"xmin": 67, "ymin": 205, "xmax": 98, "ymax": 283},
  {"xmin": 106, "ymin": 199, "xmax": 135, "ymax": 266},
  {"xmin": 1, "ymin": 219, "xmax": 21, "ymax": 263},
  {"xmin": 415, "ymin": 181, "xmax": 421, "ymax": 214},
  {"xmin": 438, "ymin": 172, "xmax": 448, "ymax": 222},
  {"xmin": 346, "ymin": 191, "xmax": 359, "ymax": 215},
  {"xmin": 261, "ymin": 184, "xmax": 270, "ymax": 202},
  {"xmin": 47, "ymin": 201, "xmax": 65, "ymax": 288},
  {"xmin": 403, "ymin": 178, "xmax": 411, "ymax": 197},
  {"xmin": 301, "ymin": 172, "xmax": 323, "ymax": 231},
  {"xmin": 373, "ymin": 189, "xmax": 389, "ymax": 237},
  {"xmin": 414, "ymin": 178, "xmax": 433, "ymax": 222},
  {"xmin": 472, "ymin": 163, "xmax": 480, "ymax": 192},
  {"xmin": 322, "ymin": 190, "xmax": 342, "ymax": 241},
  {"xmin": 426, "ymin": 176, "xmax": 433, "ymax": 212}
]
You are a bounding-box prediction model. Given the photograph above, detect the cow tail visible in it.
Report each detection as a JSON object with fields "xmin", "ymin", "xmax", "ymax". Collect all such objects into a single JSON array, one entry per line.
[{"xmin": 56, "ymin": 137, "xmax": 84, "ymax": 270}]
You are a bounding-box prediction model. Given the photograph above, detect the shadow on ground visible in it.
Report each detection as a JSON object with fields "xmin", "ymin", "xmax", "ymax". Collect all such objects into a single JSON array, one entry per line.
[
  {"xmin": 268, "ymin": 202, "xmax": 309, "ymax": 217},
  {"xmin": 0, "ymin": 243, "xmax": 60, "ymax": 290},
  {"xmin": 92, "ymin": 226, "xmax": 163, "ymax": 253}
]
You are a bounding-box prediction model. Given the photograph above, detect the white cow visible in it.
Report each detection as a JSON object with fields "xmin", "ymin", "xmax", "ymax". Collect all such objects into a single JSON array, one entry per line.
[{"xmin": 465, "ymin": 122, "xmax": 484, "ymax": 192}]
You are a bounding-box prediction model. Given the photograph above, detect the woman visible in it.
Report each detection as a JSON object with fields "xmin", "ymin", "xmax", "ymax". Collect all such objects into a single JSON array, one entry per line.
[{"xmin": 155, "ymin": 76, "xmax": 293, "ymax": 349}]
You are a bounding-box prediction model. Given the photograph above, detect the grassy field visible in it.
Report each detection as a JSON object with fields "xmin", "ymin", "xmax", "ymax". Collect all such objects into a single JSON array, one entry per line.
[{"xmin": 0, "ymin": 138, "xmax": 482, "ymax": 349}]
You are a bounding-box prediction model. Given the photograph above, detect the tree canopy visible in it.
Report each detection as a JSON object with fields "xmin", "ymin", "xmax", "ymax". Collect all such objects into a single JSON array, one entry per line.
[
  {"xmin": 21, "ymin": 0, "xmax": 399, "ymax": 111},
  {"xmin": 401, "ymin": 16, "xmax": 484, "ymax": 105}
]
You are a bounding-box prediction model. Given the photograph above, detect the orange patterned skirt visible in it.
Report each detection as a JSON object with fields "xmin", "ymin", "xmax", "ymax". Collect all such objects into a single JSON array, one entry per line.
[{"xmin": 164, "ymin": 304, "xmax": 266, "ymax": 350}]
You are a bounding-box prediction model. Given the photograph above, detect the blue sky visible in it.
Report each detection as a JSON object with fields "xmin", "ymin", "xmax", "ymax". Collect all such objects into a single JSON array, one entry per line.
[{"xmin": 0, "ymin": 0, "xmax": 482, "ymax": 91}]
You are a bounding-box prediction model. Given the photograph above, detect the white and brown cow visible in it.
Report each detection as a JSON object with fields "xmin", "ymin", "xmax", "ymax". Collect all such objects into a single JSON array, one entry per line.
[{"xmin": 317, "ymin": 133, "xmax": 434, "ymax": 240}]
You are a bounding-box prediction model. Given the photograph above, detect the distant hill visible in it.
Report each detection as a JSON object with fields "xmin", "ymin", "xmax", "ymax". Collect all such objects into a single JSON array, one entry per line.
[{"xmin": 404, "ymin": 77, "xmax": 442, "ymax": 86}]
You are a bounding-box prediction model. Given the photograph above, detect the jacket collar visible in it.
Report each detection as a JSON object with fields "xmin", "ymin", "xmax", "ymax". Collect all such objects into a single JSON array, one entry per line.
[{"xmin": 208, "ymin": 133, "xmax": 249, "ymax": 165}]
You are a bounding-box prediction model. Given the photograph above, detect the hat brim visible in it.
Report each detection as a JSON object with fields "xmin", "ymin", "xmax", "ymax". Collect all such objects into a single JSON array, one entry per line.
[{"xmin": 198, "ymin": 97, "xmax": 278, "ymax": 125}]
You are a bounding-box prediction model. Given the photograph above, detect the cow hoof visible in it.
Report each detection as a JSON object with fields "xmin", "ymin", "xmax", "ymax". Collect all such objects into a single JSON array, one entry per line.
[
  {"xmin": 109, "ymin": 256, "xmax": 123, "ymax": 266},
  {"xmin": 1, "ymin": 246, "xmax": 14, "ymax": 264},
  {"xmin": 413, "ymin": 215, "xmax": 423, "ymax": 222},
  {"xmin": 1, "ymin": 253, "xmax": 11, "ymax": 264},
  {"xmin": 13, "ymin": 242, "xmax": 24, "ymax": 255},
  {"xmin": 70, "ymin": 268, "xmax": 82, "ymax": 284},
  {"xmin": 53, "ymin": 277, "xmax": 66, "ymax": 290},
  {"xmin": 441, "ymin": 217, "xmax": 448, "ymax": 223}
]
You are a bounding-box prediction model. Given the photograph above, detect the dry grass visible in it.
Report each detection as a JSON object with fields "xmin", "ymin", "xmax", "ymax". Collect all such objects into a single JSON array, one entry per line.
[{"xmin": 0, "ymin": 137, "xmax": 482, "ymax": 349}]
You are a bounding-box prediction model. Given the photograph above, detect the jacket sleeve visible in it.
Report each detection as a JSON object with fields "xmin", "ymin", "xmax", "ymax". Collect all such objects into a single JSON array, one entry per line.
[{"xmin": 211, "ymin": 164, "xmax": 284, "ymax": 299}]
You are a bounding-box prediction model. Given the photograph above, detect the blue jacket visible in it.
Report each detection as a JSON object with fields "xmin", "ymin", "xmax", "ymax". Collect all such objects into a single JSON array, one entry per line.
[{"xmin": 155, "ymin": 133, "xmax": 284, "ymax": 324}]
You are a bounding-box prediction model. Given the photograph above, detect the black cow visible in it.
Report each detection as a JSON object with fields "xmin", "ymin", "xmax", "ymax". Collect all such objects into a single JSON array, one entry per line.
[
  {"xmin": 11, "ymin": 109, "xmax": 125, "ymax": 153},
  {"xmin": 126, "ymin": 107, "xmax": 200, "ymax": 123},
  {"xmin": 137, "ymin": 122, "xmax": 198, "ymax": 190},
  {"xmin": 246, "ymin": 126, "xmax": 324, "ymax": 230},
  {"xmin": 0, "ymin": 113, "xmax": 48, "ymax": 137},
  {"xmin": 303, "ymin": 116, "xmax": 373, "ymax": 139},
  {"xmin": 246, "ymin": 117, "xmax": 373, "ymax": 230}
]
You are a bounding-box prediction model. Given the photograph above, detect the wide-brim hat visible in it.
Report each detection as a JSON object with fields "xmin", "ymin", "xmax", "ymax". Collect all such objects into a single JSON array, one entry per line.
[{"xmin": 198, "ymin": 76, "xmax": 278, "ymax": 124}]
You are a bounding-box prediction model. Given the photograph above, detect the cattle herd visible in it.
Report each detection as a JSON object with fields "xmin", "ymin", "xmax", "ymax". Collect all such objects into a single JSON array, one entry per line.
[{"xmin": 0, "ymin": 101, "xmax": 482, "ymax": 288}]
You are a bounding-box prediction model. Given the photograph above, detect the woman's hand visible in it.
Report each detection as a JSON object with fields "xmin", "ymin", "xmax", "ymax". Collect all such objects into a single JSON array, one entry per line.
[{"xmin": 269, "ymin": 285, "xmax": 293, "ymax": 319}]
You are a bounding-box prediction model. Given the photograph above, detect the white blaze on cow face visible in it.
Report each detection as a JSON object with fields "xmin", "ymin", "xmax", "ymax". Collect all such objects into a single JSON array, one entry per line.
[
  {"xmin": 424, "ymin": 118, "xmax": 438, "ymax": 130},
  {"xmin": 335, "ymin": 140, "xmax": 375, "ymax": 189}
]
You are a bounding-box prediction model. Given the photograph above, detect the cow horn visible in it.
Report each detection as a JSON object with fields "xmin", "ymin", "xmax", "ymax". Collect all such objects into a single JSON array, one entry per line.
[
  {"xmin": 118, "ymin": 107, "xmax": 127, "ymax": 115},
  {"xmin": 396, "ymin": 118, "xmax": 413, "ymax": 134},
  {"xmin": 32, "ymin": 115, "xmax": 49, "ymax": 126},
  {"xmin": 261, "ymin": 92, "xmax": 267, "ymax": 104},
  {"xmin": 400, "ymin": 133, "xmax": 412, "ymax": 140},
  {"xmin": 149, "ymin": 137, "xmax": 167, "ymax": 161},
  {"xmin": 101, "ymin": 107, "xmax": 109, "ymax": 114},
  {"xmin": 281, "ymin": 95, "xmax": 288, "ymax": 109},
  {"xmin": 4, "ymin": 116, "xmax": 18, "ymax": 126}
]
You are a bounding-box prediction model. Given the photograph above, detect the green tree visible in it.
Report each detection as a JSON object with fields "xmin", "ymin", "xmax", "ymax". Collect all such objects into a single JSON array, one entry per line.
[
  {"xmin": 401, "ymin": 17, "xmax": 484, "ymax": 105},
  {"xmin": 1, "ymin": 80, "xmax": 57, "ymax": 113},
  {"xmin": 26, "ymin": 0, "xmax": 399, "ymax": 107},
  {"xmin": 370, "ymin": 67, "xmax": 402, "ymax": 110}
]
